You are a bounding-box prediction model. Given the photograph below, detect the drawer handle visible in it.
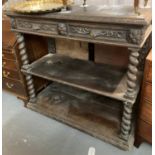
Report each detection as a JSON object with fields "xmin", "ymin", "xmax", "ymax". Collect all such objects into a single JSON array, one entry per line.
[
  {"xmin": 3, "ymin": 71, "xmax": 10, "ymax": 78},
  {"xmin": 2, "ymin": 54, "xmax": 4, "ymax": 58},
  {"xmin": 3, "ymin": 61, "xmax": 6, "ymax": 67},
  {"xmin": 6, "ymin": 82, "xmax": 14, "ymax": 89}
]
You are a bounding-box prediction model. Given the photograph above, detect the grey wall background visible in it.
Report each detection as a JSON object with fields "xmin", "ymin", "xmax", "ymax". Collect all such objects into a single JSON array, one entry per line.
[
  {"xmin": 7, "ymin": 0, "xmax": 152, "ymax": 8},
  {"xmin": 75, "ymin": 0, "xmax": 152, "ymax": 7}
]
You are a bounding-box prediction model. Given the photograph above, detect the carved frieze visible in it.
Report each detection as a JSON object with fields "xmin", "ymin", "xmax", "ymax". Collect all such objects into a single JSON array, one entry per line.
[
  {"xmin": 13, "ymin": 18, "xmax": 146, "ymax": 46},
  {"xmin": 40, "ymin": 24, "xmax": 56, "ymax": 32},
  {"xmin": 16, "ymin": 19, "xmax": 57, "ymax": 34},
  {"xmin": 70, "ymin": 26, "xmax": 91, "ymax": 35},
  {"xmin": 69, "ymin": 25, "xmax": 126, "ymax": 42},
  {"xmin": 17, "ymin": 20, "xmax": 32, "ymax": 29},
  {"xmin": 90, "ymin": 29, "xmax": 126, "ymax": 41}
]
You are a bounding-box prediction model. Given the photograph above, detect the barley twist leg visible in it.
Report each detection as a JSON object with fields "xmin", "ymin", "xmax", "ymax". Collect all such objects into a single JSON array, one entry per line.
[
  {"xmin": 125, "ymin": 48, "xmax": 140, "ymax": 100},
  {"xmin": 16, "ymin": 33, "xmax": 36, "ymax": 103},
  {"xmin": 120, "ymin": 102, "xmax": 133, "ymax": 140}
]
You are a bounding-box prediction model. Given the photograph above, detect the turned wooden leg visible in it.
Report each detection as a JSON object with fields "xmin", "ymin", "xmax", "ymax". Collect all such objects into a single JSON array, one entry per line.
[
  {"xmin": 125, "ymin": 48, "xmax": 140, "ymax": 100},
  {"xmin": 16, "ymin": 33, "xmax": 36, "ymax": 103},
  {"xmin": 120, "ymin": 102, "xmax": 133, "ymax": 140},
  {"xmin": 120, "ymin": 48, "xmax": 140, "ymax": 140}
]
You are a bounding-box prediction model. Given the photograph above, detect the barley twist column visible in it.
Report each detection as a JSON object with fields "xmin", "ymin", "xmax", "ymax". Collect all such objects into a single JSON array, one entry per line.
[
  {"xmin": 16, "ymin": 33, "xmax": 36, "ymax": 103},
  {"xmin": 125, "ymin": 48, "xmax": 140, "ymax": 100},
  {"xmin": 120, "ymin": 48, "xmax": 140, "ymax": 140},
  {"xmin": 120, "ymin": 102, "xmax": 133, "ymax": 140}
]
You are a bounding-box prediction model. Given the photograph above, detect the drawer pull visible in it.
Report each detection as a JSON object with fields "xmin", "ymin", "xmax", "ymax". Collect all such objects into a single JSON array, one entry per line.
[
  {"xmin": 3, "ymin": 71, "xmax": 10, "ymax": 78},
  {"xmin": 3, "ymin": 61, "xmax": 6, "ymax": 67},
  {"xmin": 6, "ymin": 82, "xmax": 14, "ymax": 89},
  {"xmin": 2, "ymin": 54, "xmax": 4, "ymax": 58}
]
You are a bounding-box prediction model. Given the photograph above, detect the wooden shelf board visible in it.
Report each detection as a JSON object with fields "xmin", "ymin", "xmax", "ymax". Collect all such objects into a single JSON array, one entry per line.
[
  {"xmin": 23, "ymin": 53, "xmax": 140, "ymax": 102},
  {"xmin": 27, "ymin": 83, "xmax": 134, "ymax": 150}
]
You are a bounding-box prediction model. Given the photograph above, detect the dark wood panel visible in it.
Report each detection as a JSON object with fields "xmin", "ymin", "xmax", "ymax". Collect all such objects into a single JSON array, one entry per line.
[
  {"xmin": 2, "ymin": 68, "xmax": 20, "ymax": 80},
  {"xmin": 24, "ymin": 34, "xmax": 48, "ymax": 63},
  {"xmin": 138, "ymin": 120, "xmax": 152, "ymax": 144},
  {"xmin": 2, "ymin": 18, "xmax": 16, "ymax": 50},
  {"xmin": 140, "ymin": 99, "xmax": 152, "ymax": 124},
  {"xmin": 143, "ymin": 82, "xmax": 152, "ymax": 103},
  {"xmin": 2, "ymin": 51, "xmax": 16, "ymax": 60},
  {"xmin": 3, "ymin": 78, "xmax": 27, "ymax": 97},
  {"xmin": 145, "ymin": 63, "xmax": 152, "ymax": 83},
  {"xmin": 2, "ymin": 58, "xmax": 18, "ymax": 71},
  {"xmin": 145, "ymin": 50, "xmax": 152, "ymax": 83},
  {"xmin": 56, "ymin": 38, "xmax": 88, "ymax": 60},
  {"xmin": 136, "ymin": 49, "xmax": 152, "ymax": 147},
  {"xmin": 23, "ymin": 53, "xmax": 141, "ymax": 102},
  {"xmin": 95, "ymin": 44, "xmax": 129, "ymax": 68},
  {"xmin": 3, "ymin": 48, "xmax": 14, "ymax": 53}
]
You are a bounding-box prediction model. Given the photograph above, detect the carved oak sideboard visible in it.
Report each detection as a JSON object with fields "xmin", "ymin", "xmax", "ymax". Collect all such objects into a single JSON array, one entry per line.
[{"xmin": 6, "ymin": 6, "xmax": 152, "ymax": 150}]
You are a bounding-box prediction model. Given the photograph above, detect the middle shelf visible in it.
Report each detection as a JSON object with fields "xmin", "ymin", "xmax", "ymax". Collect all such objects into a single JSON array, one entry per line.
[{"xmin": 22, "ymin": 53, "xmax": 141, "ymax": 102}]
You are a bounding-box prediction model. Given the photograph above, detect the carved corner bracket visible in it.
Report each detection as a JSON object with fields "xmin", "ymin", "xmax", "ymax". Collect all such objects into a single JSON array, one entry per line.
[{"xmin": 127, "ymin": 29, "xmax": 145, "ymax": 45}]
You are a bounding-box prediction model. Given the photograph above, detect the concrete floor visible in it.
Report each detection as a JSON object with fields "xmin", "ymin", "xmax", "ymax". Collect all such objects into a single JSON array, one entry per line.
[{"xmin": 2, "ymin": 91, "xmax": 152, "ymax": 155}]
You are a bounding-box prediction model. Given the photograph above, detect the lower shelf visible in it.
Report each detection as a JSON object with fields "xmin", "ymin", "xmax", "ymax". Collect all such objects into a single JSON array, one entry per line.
[{"xmin": 27, "ymin": 82, "xmax": 134, "ymax": 150}]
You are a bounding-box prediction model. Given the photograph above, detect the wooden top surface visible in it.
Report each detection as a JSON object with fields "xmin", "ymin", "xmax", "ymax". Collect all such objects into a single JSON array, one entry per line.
[{"xmin": 6, "ymin": 5, "xmax": 152, "ymax": 26}]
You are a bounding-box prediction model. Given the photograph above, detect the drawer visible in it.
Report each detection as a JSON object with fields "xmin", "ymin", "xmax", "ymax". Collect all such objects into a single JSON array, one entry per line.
[
  {"xmin": 143, "ymin": 82, "xmax": 152, "ymax": 103},
  {"xmin": 15, "ymin": 19, "xmax": 129, "ymax": 45},
  {"xmin": 16, "ymin": 19, "xmax": 58, "ymax": 35},
  {"xmin": 140, "ymin": 99, "xmax": 152, "ymax": 124},
  {"xmin": 2, "ymin": 58, "xmax": 18, "ymax": 71},
  {"xmin": 2, "ymin": 48, "xmax": 14, "ymax": 53},
  {"xmin": 2, "ymin": 51, "xmax": 16, "ymax": 60},
  {"xmin": 3, "ymin": 78, "xmax": 27, "ymax": 97},
  {"xmin": 68, "ymin": 24, "xmax": 127, "ymax": 43},
  {"xmin": 138, "ymin": 120, "xmax": 152, "ymax": 144},
  {"xmin": 2, "ymin": 68, "xmax": 21, "ymax": 80}
]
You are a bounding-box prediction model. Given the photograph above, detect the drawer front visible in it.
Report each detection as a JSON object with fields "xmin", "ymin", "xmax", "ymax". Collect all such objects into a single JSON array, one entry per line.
[
  {"xmin": 16, "ymin": 20, "xmax": 127, "ymax": 43},
  {"xmin": 14, "ymin": 18, "xmax": 143, "ymax": 46},
  {"xmin": 145, "ymin": 61, "xmax": 152, "ymax": 83},
  {"xmin": 2, "ymin": 58, "xmax": 18, "ymax": 71},
  {"xmin": 2, "ymin": 68, "xmax": 21, "ymax": 80},
  {"xmin": 2, "ymin": 48, "xmax": 14, "ymax": 53},
  {"xmin": 138, "ymin": 120, "xmax": 152, "ymax": 144},
  {"xmin": 140, "ymin": 99, "xmax": 152, "ymax": 124},
  {"xmin": 16, "ymin": 19, "xmax": 58, "ymax": 35},
  {"xmin": 2, "ymin": 51, "xmax": 16, "ymax": 60},
  {"xmin": 143, "ymin": 82, "xmax": 152, "ymax": 103},
  {"xmin": 68, "ymin": 24, "xmax": 127, "ymax": 43},
  {"xmin": 3, "ymin": 78, "xmax": 27, "ymax": 97}
]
